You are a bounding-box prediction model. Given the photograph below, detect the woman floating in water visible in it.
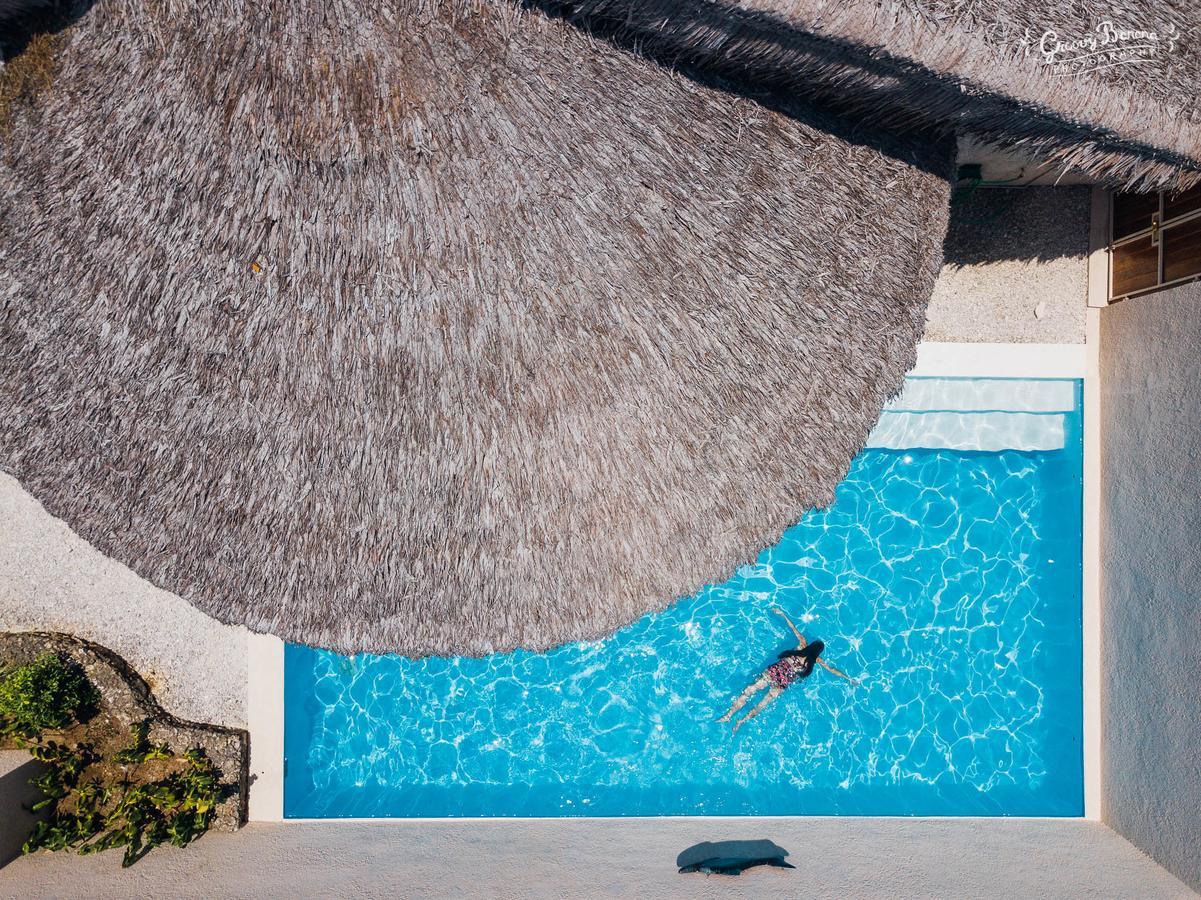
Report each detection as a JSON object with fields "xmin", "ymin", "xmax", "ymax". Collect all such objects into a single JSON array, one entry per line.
[{"xmin": 718, "ymin": 608, "xmax": 858, "ymax": 733}]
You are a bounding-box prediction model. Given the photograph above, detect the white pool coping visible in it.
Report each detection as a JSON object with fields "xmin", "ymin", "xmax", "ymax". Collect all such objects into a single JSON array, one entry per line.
[
  {"xmin": 910, "ymin": 342, "xmax": 1086, "ymax": 378},
  {"xmin": 246, "ymin": 340, "xmax": 1098, "ymax": 823},
  {"xmin": 1081, "ymin": 320, "xmax": 1102, "ymax": 820},
  {"xmin": 247, "ymin": 633, "xmax": 285, "ymax": 822}
]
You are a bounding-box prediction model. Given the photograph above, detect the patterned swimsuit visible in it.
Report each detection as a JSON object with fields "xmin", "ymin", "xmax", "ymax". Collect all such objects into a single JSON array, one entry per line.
[{"xmin": 765, "ymin": 655, "xmax": 813, "ymax": 689}]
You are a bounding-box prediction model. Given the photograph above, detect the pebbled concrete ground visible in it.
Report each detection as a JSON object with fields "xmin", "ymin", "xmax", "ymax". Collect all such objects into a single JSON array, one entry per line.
[{"xmin": 927, "ymin": 186, "xmax": 1090, "ymax": 345}]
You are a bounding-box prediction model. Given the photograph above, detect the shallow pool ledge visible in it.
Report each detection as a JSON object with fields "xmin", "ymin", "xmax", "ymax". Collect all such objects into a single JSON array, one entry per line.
[{"xmin": 910, "ymin": 342, "xmax": 1086, "ymax": 379}]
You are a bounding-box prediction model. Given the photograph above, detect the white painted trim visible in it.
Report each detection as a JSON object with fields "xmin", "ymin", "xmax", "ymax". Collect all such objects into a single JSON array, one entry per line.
[
  {"xmin": 910, "ymin": 342, "xmax": 1086, "ymax": 378},
  {"xmin": 247, "ymin": 633, "xmax": 285, "ymax": 823},
  {"xmin": 1088, "ymin": 187, "xmax": 1112, "ymax": 309},
  {"xmin": 1082, "ymin": 310, "xmax": 1102, "ymax": 819}
]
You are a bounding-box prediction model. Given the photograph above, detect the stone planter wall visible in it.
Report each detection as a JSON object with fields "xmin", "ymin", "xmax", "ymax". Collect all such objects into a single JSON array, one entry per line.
[{"xmin": 0, "ymin": 631, "xmax": 248, "ymax": 832}]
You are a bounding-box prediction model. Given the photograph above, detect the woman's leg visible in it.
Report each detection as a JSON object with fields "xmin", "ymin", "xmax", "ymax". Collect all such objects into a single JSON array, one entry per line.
[
  {"xmin": 732, "ymin": 686, "xmax": 783, "ymax": 732},
  {"xmin": 718, "ymin": 675, "xmax": 770, "ymax": 722}
]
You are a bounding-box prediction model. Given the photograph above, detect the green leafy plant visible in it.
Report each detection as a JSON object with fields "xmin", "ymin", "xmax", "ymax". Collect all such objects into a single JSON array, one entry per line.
[
  {"xmin": 21, "ymin": 723, "xmax": 224, "ymax": 867},
  {"xmin": 4, "ymin": 650, "xmax": 228, "ymax": 868},
  {"xmin": 0, "ymin": 653, "xmax": 97, "ymax": 740},
  {"xmin": 27, "ymin": 740, "xmax": 98, "ymax": 812},
  {"xmin": 23, "ymin": 811, "xmax": 103, "ymax": 854},
  {"xmin": 113, "ymin": 721, "xmax": 172, "ymax": 764}
]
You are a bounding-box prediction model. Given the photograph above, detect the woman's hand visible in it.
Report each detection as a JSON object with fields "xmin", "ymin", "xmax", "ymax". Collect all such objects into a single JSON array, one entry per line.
[{"xmin": 772, "ymin": 608, "xmax": 804, "ymax": 643}]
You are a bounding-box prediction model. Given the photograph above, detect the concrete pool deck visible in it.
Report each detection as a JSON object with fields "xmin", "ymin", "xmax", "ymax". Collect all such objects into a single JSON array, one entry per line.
[{"xmin": 1, "ymin": 818, "xmax": 1194, "ymax": 899}]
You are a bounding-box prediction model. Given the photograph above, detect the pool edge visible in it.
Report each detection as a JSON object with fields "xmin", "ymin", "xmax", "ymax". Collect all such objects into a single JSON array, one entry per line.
[{"xmin": 1081, "ymin": 311, "xmax": 1102, "ymax": 820}]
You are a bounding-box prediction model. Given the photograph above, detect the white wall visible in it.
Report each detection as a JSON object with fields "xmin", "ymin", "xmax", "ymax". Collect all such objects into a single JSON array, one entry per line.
[{"xmin": 1100, "ymin": 281, "xmax": 1201, "ymax": 892}]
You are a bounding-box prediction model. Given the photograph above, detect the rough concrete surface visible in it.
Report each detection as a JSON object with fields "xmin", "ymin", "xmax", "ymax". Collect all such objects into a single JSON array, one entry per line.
[
  {"xmin": 1100, "ymin": 282, "xmax": 1201, "ymax": 893},
  {"xmin": 0, "ymin": 472, "xmax": 248, "ymax": 728},
  {"xmin": 0, "ymin": 751, "xmax": 45, "ymax": 868},
  {"xmin": 0, "ymin": 818, "xmax": 1193, "ymax": 899},
  {"xmin": 927, "ymin": 186, "xmax": 1089, "ymax": 344}
]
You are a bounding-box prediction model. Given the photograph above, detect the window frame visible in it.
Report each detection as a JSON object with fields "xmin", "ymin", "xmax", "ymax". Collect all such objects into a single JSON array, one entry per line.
[{"xmin": 1110, "ymin": 190, "xmax": 1201, "ymax": 301}]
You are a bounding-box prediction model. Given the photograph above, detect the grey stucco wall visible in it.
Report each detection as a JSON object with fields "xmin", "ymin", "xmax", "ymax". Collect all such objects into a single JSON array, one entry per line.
[
  {"xmin": 926, "ymin": 186, "xmax": 1089, "ymax": 344},
  {"xmin": 1100, "ymin": 281, "xmax": 1201, "ymax": 893}
]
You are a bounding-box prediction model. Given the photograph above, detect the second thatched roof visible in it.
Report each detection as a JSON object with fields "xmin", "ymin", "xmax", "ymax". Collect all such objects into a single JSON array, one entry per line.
[
  {"xmin": 0, "ymin": 0, "xmax": 951, "ymax": 655},
  {"xmin": 551, "ymin": 0, "xmax": 1201, "ymax": 190}
]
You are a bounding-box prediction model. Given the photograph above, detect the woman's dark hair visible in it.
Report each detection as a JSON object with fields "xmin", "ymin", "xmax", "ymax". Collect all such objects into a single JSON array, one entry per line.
[{"xmin": 779, "ymin": 639, "xmax": 824, "ymax": 664}]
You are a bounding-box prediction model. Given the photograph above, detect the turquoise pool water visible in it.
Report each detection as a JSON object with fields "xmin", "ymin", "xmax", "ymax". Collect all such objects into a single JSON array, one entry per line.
[{"xmin": 285, "ymin": 379, "xmax": 1084, "ymax": 818}]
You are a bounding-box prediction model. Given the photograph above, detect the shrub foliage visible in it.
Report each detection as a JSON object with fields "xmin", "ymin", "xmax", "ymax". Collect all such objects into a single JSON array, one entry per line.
[{"xmin": 0, "ymin": 652, "xmax": 97, "ymax": 739}]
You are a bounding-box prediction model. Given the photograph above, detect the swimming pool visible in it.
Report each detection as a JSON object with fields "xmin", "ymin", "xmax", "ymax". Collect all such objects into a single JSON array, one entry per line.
[{"xmin": 284, "ymin": 378, "xmax": 1083, "ymax": 818}]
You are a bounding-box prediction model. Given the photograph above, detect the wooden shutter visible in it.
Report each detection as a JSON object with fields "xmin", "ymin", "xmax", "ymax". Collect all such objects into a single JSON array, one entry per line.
[{"xmin": 1110, "ymin": 187, "xmax": 1201, "ymax": 301}]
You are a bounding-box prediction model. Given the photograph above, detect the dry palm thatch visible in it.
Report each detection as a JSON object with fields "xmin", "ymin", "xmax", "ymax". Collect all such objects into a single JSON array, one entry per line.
[
  {"xmin": 0, "ymin": 0, "xmax": 951, "ymax": 656},
  {"xmin": 550, "ymin": 0, "xmax": 1201, "ymax": 191}
]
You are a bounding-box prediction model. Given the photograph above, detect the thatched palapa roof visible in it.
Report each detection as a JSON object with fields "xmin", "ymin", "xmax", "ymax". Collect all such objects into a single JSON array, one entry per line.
[
  {"xmin": 0, "ymin": 0, "xmax": 952, "ymax": 655},
  {"xmin": 11, "ymin": 0, "xmax": 1195, "ymax": 656}
]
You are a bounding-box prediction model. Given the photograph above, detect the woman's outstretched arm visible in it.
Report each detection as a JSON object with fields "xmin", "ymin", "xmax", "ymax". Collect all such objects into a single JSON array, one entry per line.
[
  {"xmin": 772, "ymin": 608, "xmax": 805, "ymax": 647},
  {"xmin": 818, "ymin": 658, "xmax": 859, "ymax": 686}
]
